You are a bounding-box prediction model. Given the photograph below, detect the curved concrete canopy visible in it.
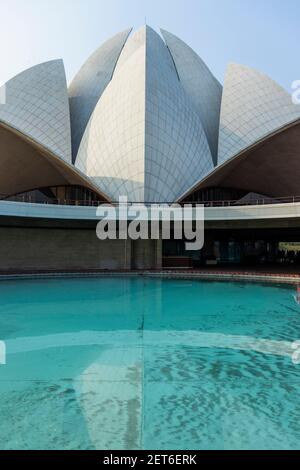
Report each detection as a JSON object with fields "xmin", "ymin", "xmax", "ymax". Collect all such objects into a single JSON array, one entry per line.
[
  {"xmin": 0, "ymin": 122, "xmax": 109, "ymax": 200},
  {"xmin": 0, "ymin": 60, "xmax": 72, "ymax": 163},
  {"xmin": 76, "ymin": 26, "xmax": 146, "ymax": 202},
  {"xmin": 69, "ymin": 28, "xmax": 132, "ymax": 161},
  {"xmin": 76, "ymin": 26, "xmax": 213, "ymax": 203},
  {"xmin": 161, "ymin": 29, "xmax": 222, "ymax": 165},
  {"xmin": 144, "ymin": 27, "xmax": 213, "ymax": 202},
  {"xmin": 1, "ymin": 26, "xmax": 300, "ymax": 206},
  {"xmin": 218, "ymin": 63, "xmax": 300, "ymax": 165},
  {"xmin": 179, "ymin": 120, "xmax": 300, "ymax": 201}
]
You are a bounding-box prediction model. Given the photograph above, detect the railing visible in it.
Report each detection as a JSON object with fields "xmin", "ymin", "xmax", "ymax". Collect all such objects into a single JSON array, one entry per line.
[
  {"xmin": 1, "ymin": 194, "xmax": 300, "ymax": 208},
  {"xmin": 195, "ymin": 195, "xmax": 300, "ymax": 207}
]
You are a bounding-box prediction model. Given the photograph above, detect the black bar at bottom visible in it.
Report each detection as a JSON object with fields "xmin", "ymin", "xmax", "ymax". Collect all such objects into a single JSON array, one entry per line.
[{"xmin": 0, "ymin": 450, "xmax": 297, "ymax": 465}]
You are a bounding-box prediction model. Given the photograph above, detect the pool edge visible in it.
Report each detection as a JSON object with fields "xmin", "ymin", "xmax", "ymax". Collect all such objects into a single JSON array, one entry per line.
[{"xmin": 0, "ymin": 270, "xmax": 299, "ymax": 284}]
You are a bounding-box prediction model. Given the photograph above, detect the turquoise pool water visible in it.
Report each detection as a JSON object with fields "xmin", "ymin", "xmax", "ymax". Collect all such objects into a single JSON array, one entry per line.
[{"xmin": 0, "ymin": 277, "xmax": 299, "ymax": 450}]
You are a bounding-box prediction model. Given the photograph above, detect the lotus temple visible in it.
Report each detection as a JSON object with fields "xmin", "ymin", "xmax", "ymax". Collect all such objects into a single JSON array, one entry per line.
[{"xmin": 0, "ymin": 25, "xmax": 300, "ymax": 272}]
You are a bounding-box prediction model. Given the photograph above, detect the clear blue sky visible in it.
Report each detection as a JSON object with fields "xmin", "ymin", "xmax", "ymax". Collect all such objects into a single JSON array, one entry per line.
[{"xmin": 0, "ymin": 0, "xmax": 299, "ymax": 91}]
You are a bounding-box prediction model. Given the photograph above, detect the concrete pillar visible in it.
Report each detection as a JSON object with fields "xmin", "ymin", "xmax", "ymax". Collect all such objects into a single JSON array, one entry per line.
[
  {"xmin": 131, "ymin": 239, "xmax": 162, "ymax": 270},
  {"xmin": 155, "ymin": 238, "xmax": 163, "ymax": 269}
]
